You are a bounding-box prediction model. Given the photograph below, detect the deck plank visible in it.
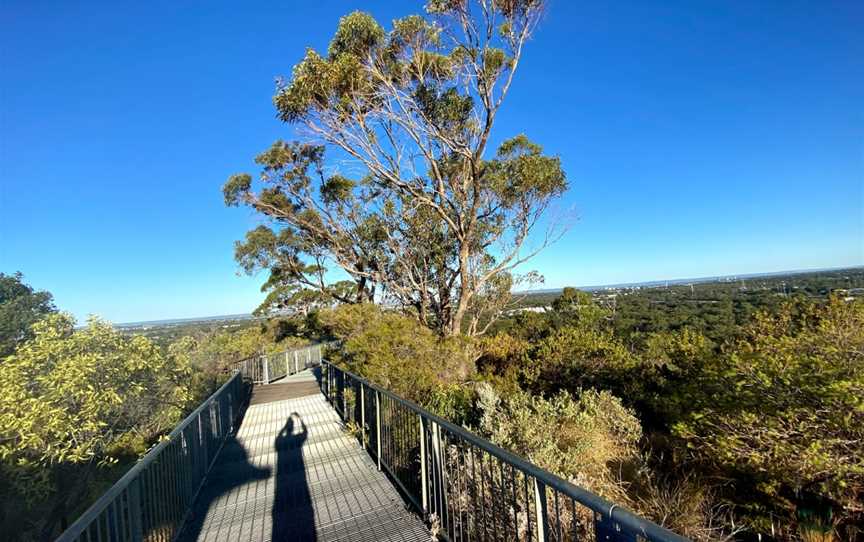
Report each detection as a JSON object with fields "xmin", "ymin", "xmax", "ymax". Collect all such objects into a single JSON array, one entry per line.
[{"xmin": 178, "ymin": 370, "xmax": 430, "ymax": 542}]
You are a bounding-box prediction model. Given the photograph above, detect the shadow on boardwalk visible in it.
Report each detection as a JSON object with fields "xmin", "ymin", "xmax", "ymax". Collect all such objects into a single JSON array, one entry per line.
[
  {"xmin": 273, "ymin": 414, "xmax": 314, "ymax": 540},
  {"xmin": 180, "ymin": 407, "xmax": 315, "ymax": 541}
]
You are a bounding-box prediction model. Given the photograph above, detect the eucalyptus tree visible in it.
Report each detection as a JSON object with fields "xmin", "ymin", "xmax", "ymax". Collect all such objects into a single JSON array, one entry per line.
[{"xmin": 225, "ymin": 0, "xmax": 567, "ymax": 336}]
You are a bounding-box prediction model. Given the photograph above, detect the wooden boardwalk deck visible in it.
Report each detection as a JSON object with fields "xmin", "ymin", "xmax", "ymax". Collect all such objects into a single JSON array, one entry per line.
[{"xmin": 178, "ymin": 370, "xmax": 430, "ymax": 542}]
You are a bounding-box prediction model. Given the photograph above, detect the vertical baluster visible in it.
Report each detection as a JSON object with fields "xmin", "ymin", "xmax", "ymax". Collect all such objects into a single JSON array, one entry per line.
[
  {"xmin": 470, "ymin": 446, "xmax": 482, "ymax": 539},
  {"xmin": 106, "ymin": 500, "xmax": 116, "ymax": 542},
  {"xmin": 499, "ymin": 460, "xmax": 509, "ymax": 541},
  {"xmin": 477, "ymin": 448, "xmax": 487, "ymax": 540},
  {"xmin": 524, "ymin": 473, "xmax": 533, "ymax": 542},
  {"xmin": 128, "ymin": 476, "xmax": 144, "ymax": 542},
  {"xmin": 360, "ymin": 382, "xmax": 367, "ymax": 449},
  {"xmin": 534, "ymin": 479, "xmax": 549, "ymax": 542},
  {"xmin": 420, "ymin": 416, "xmax": 428, "ymax": 515},
  {"xmin": 375, "ymin": 390, "xmax": 382, "ymax": 470},
  {"xmin": 554, "ymin": 491, "xmax": 562, "ymax": 542},
  {"xmin": 511, "ymin": 464, "xmax": 520, "ymax": 542}
]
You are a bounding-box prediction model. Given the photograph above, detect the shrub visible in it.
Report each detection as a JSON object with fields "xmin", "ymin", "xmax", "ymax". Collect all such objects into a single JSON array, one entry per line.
[
  {"xmin": 318, "ymin": 304, "xmax": 477, "ymax": 407},
  {"xmin": 476, "ymin": 383, "xmax": 642, "ymax": 505},
  {"xmin": 0, "ymin": 314, "xmax": 193, "ymax": 537},
  {"xmin": 531, "ymin": 326, "xmax": 638, "ymax": 399},
  {"xmin": 674, "ymin": 296, "xmax": 864, "ymax": 536}
]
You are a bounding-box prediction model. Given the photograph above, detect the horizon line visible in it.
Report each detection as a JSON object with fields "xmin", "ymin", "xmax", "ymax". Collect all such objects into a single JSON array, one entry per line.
[{"xmin": 109, "ymin": 264, "xmax": 863, "ymax": 327}]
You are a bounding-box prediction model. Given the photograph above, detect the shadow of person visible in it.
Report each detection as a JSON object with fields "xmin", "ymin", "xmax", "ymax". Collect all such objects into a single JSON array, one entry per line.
[
  {"xmin": 309, "ymin": 365, "xmax": 323, "ymax": 386},
  {"xmin": 179, "ymin": 406, "xmax": 270, "ymax": 541},
  {"xmin": 272, "ymin": 413, "xmax": 315, "ymax": 541}
]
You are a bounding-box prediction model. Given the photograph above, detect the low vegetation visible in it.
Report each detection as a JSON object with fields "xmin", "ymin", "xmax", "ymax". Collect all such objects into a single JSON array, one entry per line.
[
  {"xmin": 0, "ymin": 273, "xmax": 307, "ymax": 540},
  {"xmin": 316, "ymin": 273, "xmax": 864, "ymax": 541}
]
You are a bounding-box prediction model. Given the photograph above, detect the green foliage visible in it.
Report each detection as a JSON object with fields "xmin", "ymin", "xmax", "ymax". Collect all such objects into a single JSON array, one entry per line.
[
  {"xmin": 476, "ymin": 331, "xmax": 531, "ymax": 388},
  {"xmin": 0, "ymin": 314, "xmax": 193, "ymax": 500},
  {"xmin": 674, "ymin": 296, "xmax": 864, "ymax": 531},
  {"xmin": 477, "ymin": 384, "xmax": 642, "ymax": 504},
  {"xmin": 318, "ymin": 303, "xmax": 477, "ymax": 407},
  {"xmin": 531, "ymin": 325, "xmax": 638, "ymax": 398},
  {"xmin": 186, "ymin": 321, "xmax": 308, "ymax": 377},
  {"xmin": 228, "ymin": 0, "xmax": 563, "ymax": 337},
  {"xmin": 0, "ymin": 314, "xmax": 198, "ymax": 538},
  {"xmin": 327, "ymin": 11, "xmax": 385, "ymax": 59},
  {"xmin": 0, "ymin": 272, "xmax": 55, "ymax": 357},
  {"xmin": 485, "ymin": 274, "xmax": 864, "ymax": 538},
  {"xmin": 637, "ymin": 327, "xmax": 716, "ymax": 427}
]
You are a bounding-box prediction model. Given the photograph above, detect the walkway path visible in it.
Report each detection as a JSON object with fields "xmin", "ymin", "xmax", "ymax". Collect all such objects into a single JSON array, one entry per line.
[{"xmin": 178, "ymin": 370, "xmax": 430, "ymax": 542}]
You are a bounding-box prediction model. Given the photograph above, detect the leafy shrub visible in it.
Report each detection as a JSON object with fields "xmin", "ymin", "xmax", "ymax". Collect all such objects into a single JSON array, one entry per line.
[
  {"xmin": 318, "ymin": 303, "xmax": 477, "ymax": 408},
  {"xmin": 531, "ymin": 326, "xmax": 638, "ymax": 399},
  {"xmin": 181, "ymin": 322, "xmax": 308, "ymax": 377},
  {"xmin": 636, "ymin": 328, "xmax": 716, "ymax": 427},
  {"xmin": 674, "ymin": 296, "xmax": 864, "ymax": 536},
  {"xmin": 476, "ymin": 383, "xmax": 642, "ymax": 505},
  {"xmin": 0, "ymin": 314, "xmax": 193, "ymax": 537},
  {"xmin": 476, "ymin": 332, "xmax": 532, "ymax": 393}
]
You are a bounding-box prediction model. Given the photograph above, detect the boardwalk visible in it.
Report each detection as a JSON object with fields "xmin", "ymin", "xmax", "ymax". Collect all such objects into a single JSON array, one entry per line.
[{"xmin": 178, "ymin": 370, "xmax": 430, "ymax": 542}]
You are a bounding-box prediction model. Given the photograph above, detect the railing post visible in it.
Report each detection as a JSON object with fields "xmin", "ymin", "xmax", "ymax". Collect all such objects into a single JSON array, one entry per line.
[
  {"xmin": 262, "ymin": 354, "xmax": 270, "ymax": 385},
  {"xmin": 375, "ymin": 389, "xmax": 382, "ymax": 471},
  {"xmin": 420, "ymin": 415, "xmax": 428, "ymax": 515},
  {"xmin": 534, "ymin": 478, "xmax": 549, "ymax": 542},
  {"xmin": 337, "ymin": 371, "xmax": 344, "ymax": 417},
  {"xmin": 294, "ymin": 350, "xmax": 299, "ymax": 374},
  {"xmin": 360, "ymin": 382, "xmax": 366, "ymax": 449},
  {"xmin": 128, "ymin": 477, "xmax": 144, "ymax": 542},
  {"xmin": 430, "ymin": 421, "xmax": 447, "ymax": 521}
]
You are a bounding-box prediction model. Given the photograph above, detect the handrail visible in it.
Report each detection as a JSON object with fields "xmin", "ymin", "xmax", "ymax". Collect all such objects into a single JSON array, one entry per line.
[
  {"xmin": 56, "ymin": 371, "xmax": 249, "ymax": 542},
  {"xmin": 233, "ymin": 341, "xmax": 331, "ymax": 384},
  {"xmin": 321, "ymin": 360, "xmax": 690, "ymax": 542}
]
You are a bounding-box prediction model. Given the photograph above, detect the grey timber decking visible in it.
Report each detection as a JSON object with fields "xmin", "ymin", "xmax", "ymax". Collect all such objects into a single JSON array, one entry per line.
[{"xmin": 178, "ymin": 370, "xmax": 430, "ymax": 542}]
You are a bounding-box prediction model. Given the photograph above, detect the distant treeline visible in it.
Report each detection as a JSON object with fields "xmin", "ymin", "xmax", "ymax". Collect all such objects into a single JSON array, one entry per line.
[{"xmin": 513, "ymin": 267, "xmax": 864, "ymax": 344}]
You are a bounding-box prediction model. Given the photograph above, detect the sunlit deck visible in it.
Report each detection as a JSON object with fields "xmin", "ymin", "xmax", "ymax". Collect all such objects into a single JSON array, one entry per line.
[{"xmin": 177, "ymin": 370, "xmax": 430, "ymax": 542}]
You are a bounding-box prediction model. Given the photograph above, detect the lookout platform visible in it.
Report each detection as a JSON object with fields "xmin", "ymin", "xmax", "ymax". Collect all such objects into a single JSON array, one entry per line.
[{"xmin": 177, "ymin": 370, "xmax": 430, "ymax": 542}]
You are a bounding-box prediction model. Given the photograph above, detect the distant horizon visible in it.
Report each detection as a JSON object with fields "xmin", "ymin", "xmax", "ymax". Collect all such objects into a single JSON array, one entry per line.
[{"xmin": 110, "ymin": 264, "xmax": 863, "ymax": 327}]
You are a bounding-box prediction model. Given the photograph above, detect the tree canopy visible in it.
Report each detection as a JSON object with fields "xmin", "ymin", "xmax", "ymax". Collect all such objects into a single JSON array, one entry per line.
[
  {"xmin": 225, "ymin": 0, "xmax": 566, "ymax": 335},
  {"xmin": 0, "ymin": 272, "xmax": 55, "ymax": 357}
]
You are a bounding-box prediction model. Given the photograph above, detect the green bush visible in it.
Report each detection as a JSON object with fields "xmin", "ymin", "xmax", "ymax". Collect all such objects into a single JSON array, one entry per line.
[
  {"xmin": 674, "ymin": 296, "xmax": 864, "ymax": 536},
  {"xmin": 531, "ymin": 326, "xmax": 639, "ymax": 399},
  {"xmin": 0, "ymin": 314, "xmax": 193, "ymax": 538},
  {"xmin": 318, "ymin": 303, "xmax": 478, "ymax": 412},
  {"xmin": 476, "ymin": 383, "xmax": 642, "ymax": 505}
]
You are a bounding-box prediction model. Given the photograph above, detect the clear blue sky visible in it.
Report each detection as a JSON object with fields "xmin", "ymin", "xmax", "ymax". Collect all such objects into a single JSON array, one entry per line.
[{"xmin": 1, "ymin": 1, "xmax": 862, "ymax": 323}]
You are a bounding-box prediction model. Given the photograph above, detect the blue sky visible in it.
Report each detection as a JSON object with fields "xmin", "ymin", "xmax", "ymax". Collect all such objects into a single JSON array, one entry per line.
[{"xmin": 1, "ymin": 1, "xmax": 862, "ymax": 323}]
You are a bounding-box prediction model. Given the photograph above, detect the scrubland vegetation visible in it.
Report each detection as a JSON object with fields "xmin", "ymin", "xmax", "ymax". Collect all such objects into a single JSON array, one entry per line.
[
  {"xmin": 0, "ymin": 273, "xmax": 305, "ymax": 541},
  {"xmin": 317, "ymin": 285, "xmax": 863, "ymax": 541},
  {"xmin": 2, "ymin": 273, "xmax": 862, "ymax": 542}
]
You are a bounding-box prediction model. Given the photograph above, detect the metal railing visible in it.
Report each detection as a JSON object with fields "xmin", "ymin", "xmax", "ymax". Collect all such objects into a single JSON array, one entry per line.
[
  {"xmin": 233, "ymin": 342, "xmax": 327, "ymax": 384},
  {"xmin": 321, "ymin": 360, "xmax": 690, "ymax": 542},
  {"xmin": 56, "ymin": 372, "xmax": 249, "ymax": 542}
]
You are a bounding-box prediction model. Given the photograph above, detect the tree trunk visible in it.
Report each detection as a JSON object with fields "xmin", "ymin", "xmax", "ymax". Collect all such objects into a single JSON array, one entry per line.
[{"xmin": 449, "ymin": 244, "xmax": 472, "ymax": 336}]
